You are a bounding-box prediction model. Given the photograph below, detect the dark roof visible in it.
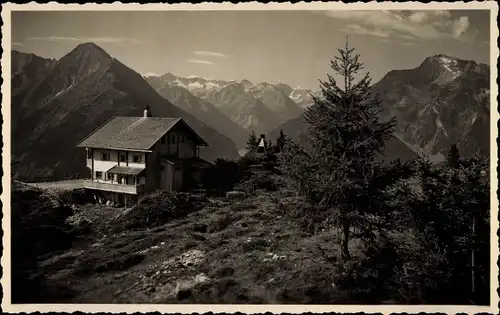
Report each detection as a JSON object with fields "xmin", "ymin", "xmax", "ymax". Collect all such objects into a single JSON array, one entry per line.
[
  {"xmin": 164, "ymin": 156, "xmax": 214, "ymax": 168},
  {"xmin": 108, "ymin": 165, "xmax": 145, "ymax": 176},
  {"xmin": 77, "ymin": 116, "xmax": 208, "ymax": 150}
]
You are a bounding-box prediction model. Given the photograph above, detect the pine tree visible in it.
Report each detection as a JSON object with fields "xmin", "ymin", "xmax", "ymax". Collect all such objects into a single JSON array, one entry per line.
[
  {"xmin": 276, "ymin": 129, "xmax": 287, "ymax": 153},
  {"xmin": 446, "ymin": 144, "xmax": 461, "ymax": 168},
  {"xmin": 245, "ymin": 130, "xmax": 258, "ymax": 152},
  {"xmin": 279, "ymin": 38, "xmax": 410, "ymax": 260},
  {"xmin": 266, "ymin": 137, "xmax": 273, "ymax": 151},
  {"xmin": 406, "ymin": 154, "xmax": 490, "ymax": 303}
]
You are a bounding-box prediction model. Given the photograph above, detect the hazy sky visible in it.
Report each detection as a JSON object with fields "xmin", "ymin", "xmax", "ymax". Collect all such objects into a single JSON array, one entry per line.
[{"xmin": 12, "ymin": 10, "xmax": 491, "ymax": 90}]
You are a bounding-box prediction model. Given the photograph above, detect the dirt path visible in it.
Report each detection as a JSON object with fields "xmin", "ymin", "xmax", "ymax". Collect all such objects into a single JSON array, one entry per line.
[{"xmin": 26, "ymin": 179, "xmax": 85, "ymax": 191}]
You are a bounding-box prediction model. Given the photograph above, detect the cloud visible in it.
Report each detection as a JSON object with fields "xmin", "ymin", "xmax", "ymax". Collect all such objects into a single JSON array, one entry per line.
[
  {"xmin": 188, "ymin": 59, "xmax": 214, "ymax": 65},
  {"xmin": 323, "ymin": 10, "xmax": 471, "ymax": 41},
  {"xmin": 193, "ymin": 50, "xmax": 228, "ymax": 58},
  {"xmin": 27, "ymin": 36, "xmax": 82, "ymax": 42},
  {"xmin": 187, "ymin": 74, "xmax": 215, "ymax": 80},
  {"xmin": 12, "ymin": 42, "xmax": 24, "ymax": 47},
  {"xmin": 451, "ymin": 16, "xmax": 470, "ymax": 39},
  {"xmin": 344, "ymin": 24, "xmax": 390, "ymax": 38},
  {"xmin": 26, "ymin": 36, "xmax": 140, "ymax": 44}
]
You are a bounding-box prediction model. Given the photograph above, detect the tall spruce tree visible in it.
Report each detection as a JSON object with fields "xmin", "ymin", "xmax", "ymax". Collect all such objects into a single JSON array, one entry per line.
[{"xmin": 279, "ymin": 39, "xmax": 411, "ymax": 260}]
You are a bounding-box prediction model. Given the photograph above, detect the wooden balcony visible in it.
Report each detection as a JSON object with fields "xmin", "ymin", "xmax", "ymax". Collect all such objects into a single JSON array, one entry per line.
[{"xmin": 83, "ymin": 180, "xmax": 144, "ymax": 195}]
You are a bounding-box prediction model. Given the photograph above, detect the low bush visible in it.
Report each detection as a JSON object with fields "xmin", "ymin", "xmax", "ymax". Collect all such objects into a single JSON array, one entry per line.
[
  {"xmin": 59, "ymin": 188, "xmax": 96, "ymax": 205},
  {"xmin": 234, "ymin": 171, "xmax": 278, "ymax": 195},
  {"xmin": 110, "ymin": 190, "xmax": 207, "ymax": 231}
]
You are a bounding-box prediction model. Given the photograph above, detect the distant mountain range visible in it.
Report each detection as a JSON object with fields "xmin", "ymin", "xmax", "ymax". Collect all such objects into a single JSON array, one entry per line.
[
  {"xmin": 11, "ymin": 43, "xmax": 240, "ymax": 180},
  {"xmin": 144, "ymin": 73, "xmax": 316, "ymax": 135},
  {"xmin": 11, "ymin": 43, "xmax": 490, "ymax": 179}
]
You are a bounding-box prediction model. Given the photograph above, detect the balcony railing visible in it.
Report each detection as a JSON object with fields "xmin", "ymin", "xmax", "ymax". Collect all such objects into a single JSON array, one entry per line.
[{"xmin": 83, "ymin": 180, "xmax": 144, "ymax": 195}]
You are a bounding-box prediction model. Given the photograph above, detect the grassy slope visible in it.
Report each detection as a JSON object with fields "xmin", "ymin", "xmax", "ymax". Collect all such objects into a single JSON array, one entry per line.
[{"xmin": 36, "ymin": 192, "xmax": 360, "ymax": 304}]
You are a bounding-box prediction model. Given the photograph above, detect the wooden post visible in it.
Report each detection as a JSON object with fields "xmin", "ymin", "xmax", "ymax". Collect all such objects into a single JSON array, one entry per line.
[
  {"xmin": 91, "ymin": 148, "xmax": 95, "ymax": 180},
  {"xmin": 471, "ymin": 215, "xmax": 476, "ymax": 301}
]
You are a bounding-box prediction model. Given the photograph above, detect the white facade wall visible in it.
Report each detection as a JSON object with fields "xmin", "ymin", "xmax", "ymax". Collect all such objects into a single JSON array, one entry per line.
[
  {"xmin": 93, "ymin": 149, "xmax": 119, "ymax": 173},
  {"xmin": 89, "ymin": 148, "xmax": 146, "ymax": 184}
]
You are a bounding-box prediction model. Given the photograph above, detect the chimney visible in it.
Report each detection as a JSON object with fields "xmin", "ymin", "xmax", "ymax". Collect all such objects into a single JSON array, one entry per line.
[{"xmin": 144, "ymin": 106, "xmax": 150, "ymax": 118}]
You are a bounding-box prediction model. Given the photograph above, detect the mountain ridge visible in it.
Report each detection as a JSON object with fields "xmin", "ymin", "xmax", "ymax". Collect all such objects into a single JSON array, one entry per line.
[
  {"xmin": 145, "ymin": 73, "xmax": 312, "ymax": 133},
  {"xmin": 372, "ymin": 53, "xmax": 490, "ymax": 157}
]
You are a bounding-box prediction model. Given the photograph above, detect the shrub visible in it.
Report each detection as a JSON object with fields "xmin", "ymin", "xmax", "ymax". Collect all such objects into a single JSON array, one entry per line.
[
  {"xmin": 234, "ymin": 171, "xmax": 278, "ymax": 195},
  {"xmin": 111, "ymin": 190, "xmax": 207, "ymax": 231}
]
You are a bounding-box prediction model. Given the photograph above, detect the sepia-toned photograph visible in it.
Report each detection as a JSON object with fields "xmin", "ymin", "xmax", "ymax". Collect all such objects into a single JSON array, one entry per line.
[{"xmin": 2, "ymin": 2, "xmax": 498, "ymax": 313}]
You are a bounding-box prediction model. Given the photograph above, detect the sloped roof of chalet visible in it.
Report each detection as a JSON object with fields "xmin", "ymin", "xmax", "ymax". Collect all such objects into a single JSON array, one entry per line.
[
  {"xmin": 164, "ymin": 156, "xmax": 214, "ymax": 167},
  {"xmin": 77, "ymin": 116, "xmax": 209, "ymax": 151}
]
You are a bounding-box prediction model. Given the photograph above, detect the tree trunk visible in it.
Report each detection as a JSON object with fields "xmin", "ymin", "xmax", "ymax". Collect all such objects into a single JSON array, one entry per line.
[{"xmin": 341, "ymin": 218, "xmax": 351, "ymax": 260}]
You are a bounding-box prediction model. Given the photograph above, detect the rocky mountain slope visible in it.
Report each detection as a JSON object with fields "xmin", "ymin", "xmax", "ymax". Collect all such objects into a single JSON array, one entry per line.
[
  {"xmin": 11, "ymin": 51, "xmax": 57, "ymax": 131},
  {"xmin": 240, "ymin": 80, "xmax": 304, "ymax": 122},
  {"xmin": 274, "ymin": 83, "xmax": 319, "ymax": 109},
  {"xmin": 372, "ymin": 54, "xmax": 490, "ymax": 157},
  {"xmin": 11, "ymin": 44, "xmax": 240, "ymax": 180},
  {"xmin": 144, "ymin": 79, "xmax": 249, "ymax": 150},
  {"xmin": 203, "ymin": 82, "xmax": 286, "ymax": 134}
]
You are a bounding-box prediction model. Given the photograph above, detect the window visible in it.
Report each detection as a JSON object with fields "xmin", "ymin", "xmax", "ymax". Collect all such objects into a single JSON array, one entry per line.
[
  {"xmin": 161, "ymin": 135, "xmax": 165, "ymax": 144},
  {"xmin": 180, "ymin": 134, "xmax": 185, "ymax": 143},
  {"xmin": 120, "ymin": 154, "xmax": 126, "ymax": 162},
  {"xmin": 107, "ymin": 172, "xmax": 113, "ymax": 181},
  {"xmin": 96, "ymin": 171, "xmax": 103, "ymax": 179},
  {"xmin": 172, "ymin": 134, "xmax": 176, "ymax": 144},
  {"xmin": 133, "ymin": 155, "xmax": 142, "ymax": 163},
  {"xmin": 101, "ymin": 152, "xmax": 110, "ymax": 161}
]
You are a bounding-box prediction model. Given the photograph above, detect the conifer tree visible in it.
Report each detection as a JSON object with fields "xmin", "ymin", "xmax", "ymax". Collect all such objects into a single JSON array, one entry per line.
[
  {"xmin": 446, "ymin": 144, "xmax": 461, "ymax": 168},
  {"xmin": 279, "ymin": 38, "xmax": 411, "ymax": 260},
  {"xmin": 276, "ymin": 129, "xmax": 287, "ymax": 153},
  {"xmin": 245, "ymin": 130, "xmax": 258, "ymax": 152},
  {"xmin": 266, "ymin": 137, "xmax": 273, "ymax": 151}
]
